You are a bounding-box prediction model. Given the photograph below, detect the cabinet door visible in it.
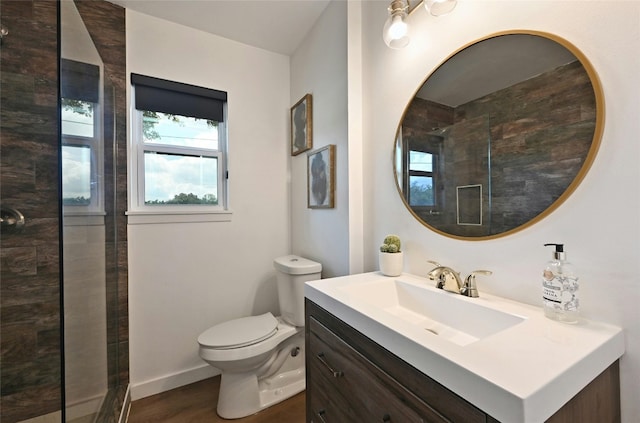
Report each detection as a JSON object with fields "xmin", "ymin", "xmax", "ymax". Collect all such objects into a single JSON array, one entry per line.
[{"xmin": 309, "ymin": 316, "xmax": 450, "ymax": 423}]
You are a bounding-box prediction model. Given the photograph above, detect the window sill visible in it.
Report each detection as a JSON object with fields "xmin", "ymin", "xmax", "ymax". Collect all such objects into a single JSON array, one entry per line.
[{"xmin": 126, "ymin": 209, "xmax": 233, "ymax": 225}]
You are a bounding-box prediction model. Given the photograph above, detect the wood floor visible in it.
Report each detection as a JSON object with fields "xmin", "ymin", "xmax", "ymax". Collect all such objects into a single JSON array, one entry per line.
[{"xmin": 127, "ymin": 377, "xmax": 306, "ymax": 423}]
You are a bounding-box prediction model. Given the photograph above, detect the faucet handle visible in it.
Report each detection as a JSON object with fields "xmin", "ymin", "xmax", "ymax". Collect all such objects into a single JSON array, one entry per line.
[
  {"xmin": 469, "ymin": 270, "xmax": 492, "ymax": 277},
  {"xmin": 461, "ymin": 270, "xmax": 492, "ymax": 298},
  {"xmin": 427, "ymin": 260, "xmax": 441, "ymax": 268}
]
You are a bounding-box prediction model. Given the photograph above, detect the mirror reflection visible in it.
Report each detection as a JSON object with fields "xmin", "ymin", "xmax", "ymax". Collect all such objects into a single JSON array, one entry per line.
[{"xmin": 395, "ymin": 32, "xmax": 603, "ymax": 239}]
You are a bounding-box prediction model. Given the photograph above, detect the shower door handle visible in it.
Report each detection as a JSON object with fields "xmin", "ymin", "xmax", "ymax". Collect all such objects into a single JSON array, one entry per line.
[{"xmin": 1, "ymin": 206, "xmax": 25, "ymax": 233}]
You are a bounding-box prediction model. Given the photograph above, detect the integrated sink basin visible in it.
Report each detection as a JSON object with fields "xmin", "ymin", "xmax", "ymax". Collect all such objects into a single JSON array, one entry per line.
[
  {"xmin": 340, "ymin": 277, "xmax": 525, "ymax": 346},
  {"xmin": 305, "ymin": 271, "xmax": 624, "ymax": 422}
]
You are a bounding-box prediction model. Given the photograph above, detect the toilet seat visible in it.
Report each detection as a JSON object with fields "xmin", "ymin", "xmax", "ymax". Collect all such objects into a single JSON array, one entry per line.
[
  {"xmin": 199, "ymin": 316, "xmax": 300, "ymax": 363},
  {"xmin": 198, "ymin": 312, "xmax": 278, "ymax": 349}
]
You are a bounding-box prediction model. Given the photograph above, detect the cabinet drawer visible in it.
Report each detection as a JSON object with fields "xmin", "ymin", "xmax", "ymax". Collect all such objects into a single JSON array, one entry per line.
[
  {"xmin": 309, "ymin": 316, "xmax": 450, "ymax": 423},
  {"xmin": 307, "ymin": 361, "xmax": 360, "ymax": 423}
]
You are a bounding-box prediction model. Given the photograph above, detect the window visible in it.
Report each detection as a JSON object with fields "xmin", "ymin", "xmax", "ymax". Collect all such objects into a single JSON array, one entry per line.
[
  {"xmin": 61, "ymin": 59, "xmax": 103, "ymax": 213},
  {"xmin": 400, "ymin": 133, "xmax": 443, "ymax": 211},
  {"xmin": 130, "ymin": 74, "xmax": 228, "ymax": 215},
  {"xmin": 408, "ymin": 150, "xmax": 435, "ymax": 206}
]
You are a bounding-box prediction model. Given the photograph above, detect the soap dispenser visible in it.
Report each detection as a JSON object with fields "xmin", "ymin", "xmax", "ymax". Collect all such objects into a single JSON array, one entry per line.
[{"xmin": 542, "ymin": 243, "xmax": 579, "ymax": 323}]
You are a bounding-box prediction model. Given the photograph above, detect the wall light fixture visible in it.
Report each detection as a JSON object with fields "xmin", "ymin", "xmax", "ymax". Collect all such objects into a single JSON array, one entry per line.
[{"xmin": 383, "ymin": 0, "xmax": 457, "ymax": 49}]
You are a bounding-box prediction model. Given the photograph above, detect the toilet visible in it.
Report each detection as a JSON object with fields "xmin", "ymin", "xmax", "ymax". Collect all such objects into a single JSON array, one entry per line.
[{"xmin": 197, "ymin": 255, "xmax": 321, "ymax": 419}]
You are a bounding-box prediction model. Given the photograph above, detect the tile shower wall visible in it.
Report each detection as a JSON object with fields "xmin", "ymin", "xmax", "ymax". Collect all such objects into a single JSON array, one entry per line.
[
  {"xmin": 455, "ymin": 61, "xmax": 595, "ymax": 235},
  {"xmin": 0, "ymin": 1, "xmax": 62, "ymax": 421}
]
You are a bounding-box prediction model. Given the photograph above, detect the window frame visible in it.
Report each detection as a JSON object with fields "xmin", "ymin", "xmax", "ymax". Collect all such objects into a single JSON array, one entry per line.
[
  {"xmin": 401, "ymin": 136, "xmax": 443, "ymax": 213},
  {"xmin": 407, "ymin": 149, "xmax": 436, "ymax": 207},
  {"xmin": 134, "ymin": 110, "xmax": 227, "ymax": 211},
  {"xmin": 127, "ymin": 80, "xmax": 231, "ymax": 223},
  {"xmin": 61, "ymin": 98, "xmax": 105, "ymax": 216}
]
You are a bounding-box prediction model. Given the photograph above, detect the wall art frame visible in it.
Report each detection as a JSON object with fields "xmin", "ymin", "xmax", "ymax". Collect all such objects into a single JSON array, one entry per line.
[
  {"xmin": 307, "ymin": 144, "xmax": 335, "ymax": 209},
  {"xmin": 291, "ymin": 93, "xmax": 312, "ymax": 156}
]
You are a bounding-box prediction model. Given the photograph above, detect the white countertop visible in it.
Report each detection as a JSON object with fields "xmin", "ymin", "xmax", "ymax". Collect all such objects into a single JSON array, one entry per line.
[{"xmin": 305, "ymin": 272, "xmax": 625, "ymax": 423}]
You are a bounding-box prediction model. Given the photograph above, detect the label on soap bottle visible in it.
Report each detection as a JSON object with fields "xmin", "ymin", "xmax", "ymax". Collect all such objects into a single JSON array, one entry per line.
[
  {"xmin": 542, "ymin": 270, "xmax": 562, "ymax": 304},
  {"xmin": 561, "ymin": 275, "xmax": 580, "ymax": 312},
  {"xmin": 543, "ymin": 268, "xmax": 580, "ymax": 323}
]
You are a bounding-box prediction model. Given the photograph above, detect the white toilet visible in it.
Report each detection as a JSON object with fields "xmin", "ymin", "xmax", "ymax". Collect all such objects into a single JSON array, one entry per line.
[{"xmin": 197, "ymin": 255, "xmax": 321, "ymax": 419}]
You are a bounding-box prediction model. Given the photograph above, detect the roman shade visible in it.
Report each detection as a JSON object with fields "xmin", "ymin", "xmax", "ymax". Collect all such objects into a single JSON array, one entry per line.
[
  {"xmin": 61, "ymin": 59, "xmax": 100, "ymax": 103},
  {"xmin": 131, "ymin": 73, "xmax": 227, "ymax": 122}
]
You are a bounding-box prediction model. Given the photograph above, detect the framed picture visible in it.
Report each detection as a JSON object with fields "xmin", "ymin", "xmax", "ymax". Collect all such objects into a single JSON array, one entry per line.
[
  {"xmin": 291, "ymin": 93, "xmax": 312, "ymax": 156},
  {"xmin": 307, "ymin": 145, "xmax": 335, "ymax": 209}
]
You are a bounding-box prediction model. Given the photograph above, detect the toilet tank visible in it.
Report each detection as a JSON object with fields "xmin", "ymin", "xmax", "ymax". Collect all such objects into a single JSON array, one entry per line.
[{"xmin": 274, "ymin": 255, "xmax": 322, "ymax": 326}]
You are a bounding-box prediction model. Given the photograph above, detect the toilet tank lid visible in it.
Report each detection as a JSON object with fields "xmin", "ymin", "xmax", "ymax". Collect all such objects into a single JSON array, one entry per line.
[{"xmin": 273, "ymin": 255, "xmax": 322, "ymax": 275}]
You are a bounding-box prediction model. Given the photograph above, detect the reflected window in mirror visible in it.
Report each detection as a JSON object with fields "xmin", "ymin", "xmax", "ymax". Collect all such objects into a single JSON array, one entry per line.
[
  {"xmin": 406, "ymin": 143, "xmax": 440, "ymax": 209},
  {"xmin": 399, "ymin": 127, "xmax": 445, "ymax": 213},
  {"xmin": 409, "ymin": 150, "xmax": 434, "ymax": 206}
]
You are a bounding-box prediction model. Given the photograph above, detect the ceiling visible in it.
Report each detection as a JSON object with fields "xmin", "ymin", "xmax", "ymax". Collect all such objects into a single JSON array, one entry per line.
[
  {"xmin": 108, "ymin": 0, "xmax": 332, "ymax": 56},
  {"xmin": 417, "ymin": 34, "xmax": 578, "ymax": 107},
  {"xmin": 106, "ymin": 2, "xmax": 578, "ymax": 108}
]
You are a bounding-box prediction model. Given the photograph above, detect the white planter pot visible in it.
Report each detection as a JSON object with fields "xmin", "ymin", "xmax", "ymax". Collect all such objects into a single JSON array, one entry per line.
[{"xmin": 379, "ymin": 251, "xmax": 403, "ymax": 276}]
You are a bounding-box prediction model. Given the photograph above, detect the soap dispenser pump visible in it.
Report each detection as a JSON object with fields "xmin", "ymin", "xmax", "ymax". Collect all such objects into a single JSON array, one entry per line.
[{"xmin": 542, "ymin": 243, "xmax": 579, "ymax": 323}]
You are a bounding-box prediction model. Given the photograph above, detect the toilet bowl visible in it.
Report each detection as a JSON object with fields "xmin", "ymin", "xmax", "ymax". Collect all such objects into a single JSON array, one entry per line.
[{"xmin": 197, "ymin": 255, "xmax": 321, "ymax": 419}]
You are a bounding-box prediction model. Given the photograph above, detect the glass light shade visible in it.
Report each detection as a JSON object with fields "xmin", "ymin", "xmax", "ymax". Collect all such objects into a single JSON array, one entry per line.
[
  {"xmin": 383, "ymin": 14, "xmax": 410, "ymax": 49},
  {"xmin": 424, "ymin": 0, "xmax": 457, "ymax": 16}
]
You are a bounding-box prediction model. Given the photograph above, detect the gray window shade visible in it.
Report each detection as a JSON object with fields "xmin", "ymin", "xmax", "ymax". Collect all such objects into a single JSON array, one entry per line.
[
  {"xmin": 61, "ymin": 59, "xmax": 100, "ymax": 103},
  {"xmin": 131, "ymin": 73, "xmax": 227, "ymax": 122}
]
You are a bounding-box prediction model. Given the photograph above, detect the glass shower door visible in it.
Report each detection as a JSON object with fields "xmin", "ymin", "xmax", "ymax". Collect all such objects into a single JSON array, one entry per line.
[{"xmin": 60, "ymin": 1, "xmax": 119, "ymax": 421}]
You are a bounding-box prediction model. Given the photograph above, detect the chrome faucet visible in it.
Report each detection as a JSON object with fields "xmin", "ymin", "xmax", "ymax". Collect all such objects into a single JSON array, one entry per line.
[
  {"xmin": 427, "ymin": 261, "xmax": 492, "ymax": 298},
  {"xmin": 427, "ymin": 261, "xmax": 463, "ymax": 293}
]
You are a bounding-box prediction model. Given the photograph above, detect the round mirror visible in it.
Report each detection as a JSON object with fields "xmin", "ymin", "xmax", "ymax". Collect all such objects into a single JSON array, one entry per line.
[{"xmin": 394, "ymin": 30, "xmax": 604, "ymax": 240}]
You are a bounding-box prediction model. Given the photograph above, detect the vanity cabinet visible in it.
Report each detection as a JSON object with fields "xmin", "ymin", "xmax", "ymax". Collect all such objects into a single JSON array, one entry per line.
[
  {"xmin": 306, "ymin": 299, "xmax": 486, "ymax": 422},
  {"xmin": 305, "ymin": 299, "xmax": 621, "ymax": 423}
]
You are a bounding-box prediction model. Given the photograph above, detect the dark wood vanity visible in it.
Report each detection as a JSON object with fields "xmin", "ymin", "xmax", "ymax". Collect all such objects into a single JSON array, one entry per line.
[{"xmin": 305, "ymin": 299, "xmax": 620, "ymax": 423}]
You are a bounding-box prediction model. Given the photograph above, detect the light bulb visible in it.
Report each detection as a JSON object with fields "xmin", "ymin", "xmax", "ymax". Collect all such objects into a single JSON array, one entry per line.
[
  {"xmin": 388, "ymin": 15, "xmax": 408, "ymax": 40},
  {"xmin": 383, "ymin": 13, "xmax": 410, "ymax": 49},
  {"xmin": 424, "ymin": 0, "xmax": 457, "ymax": 16}
]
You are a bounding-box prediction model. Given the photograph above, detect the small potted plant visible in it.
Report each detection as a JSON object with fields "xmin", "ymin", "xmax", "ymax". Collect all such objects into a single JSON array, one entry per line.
[{"xmin": 379, "ymin": 234, "xmax": 403, "ymax": 276}]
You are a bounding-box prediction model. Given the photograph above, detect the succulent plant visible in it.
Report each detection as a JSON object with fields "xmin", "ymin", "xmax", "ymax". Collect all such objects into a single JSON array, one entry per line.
[{"xmin": 380, "ymin": 234, "xmax": 401, "ymax": 253}]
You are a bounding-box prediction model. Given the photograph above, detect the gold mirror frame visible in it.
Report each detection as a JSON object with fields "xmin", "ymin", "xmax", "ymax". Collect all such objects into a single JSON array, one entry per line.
[{"xmin": 393, "ymin": 30, "xmax": 605, "ymax": 241}]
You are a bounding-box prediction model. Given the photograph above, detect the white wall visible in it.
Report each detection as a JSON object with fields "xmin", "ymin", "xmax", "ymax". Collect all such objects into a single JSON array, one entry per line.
[
  {"xmin": 124, "ymin": 2, "xmax": 639, "ymax": 419},
  {"xmin": 361, "ymin": 1, "xmax": 640, "ymax": 421},
  {"xmin": 126, "ymin": 11, "xmax": 291, "ymax": 399},
  {"xmin": 290, "ymin": 1, "xmax": 350, "ymax": 278}
]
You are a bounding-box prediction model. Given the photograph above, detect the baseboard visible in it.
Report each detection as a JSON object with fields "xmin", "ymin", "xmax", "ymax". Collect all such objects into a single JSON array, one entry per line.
[
  {"xmin": 66, "ymin": 394, "xmax": 105, "ymax": 421},
  {"xmin": 130, "ymin": 365, "xmax": 219, "ymax": 400},
  {"xmin": 119, "ymin": 384, "xmax": 131, "ymax": 423}
]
